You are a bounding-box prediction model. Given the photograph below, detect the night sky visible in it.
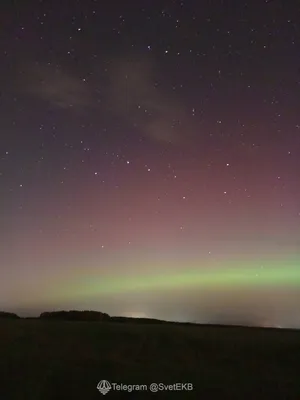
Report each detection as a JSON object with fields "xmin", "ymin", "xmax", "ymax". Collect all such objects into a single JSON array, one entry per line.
[{"xmin": 1, "ymin": 1, "xmax": 300, "ymax": 327}]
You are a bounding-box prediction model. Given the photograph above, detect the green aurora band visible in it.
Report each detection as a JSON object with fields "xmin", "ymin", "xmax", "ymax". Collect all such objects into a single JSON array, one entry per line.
[{"xmin": 55, "ymin": 257, "xmax": 300, "ymax": 300}]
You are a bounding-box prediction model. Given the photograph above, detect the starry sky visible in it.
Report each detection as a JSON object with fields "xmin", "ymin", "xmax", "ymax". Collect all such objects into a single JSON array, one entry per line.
[{"xmin": 1, "ymin": 0, "xmax": 300, "ymax": 327}]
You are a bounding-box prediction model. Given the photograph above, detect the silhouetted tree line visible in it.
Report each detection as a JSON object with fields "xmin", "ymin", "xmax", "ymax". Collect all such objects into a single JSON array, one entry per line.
[
  {"xmin": 39, "ymin": 312, "xmax": 180, "ymax": 324},
  {"xmin": 3, "ymin": 310, "xmax": 245, "ymax": 327},
  {"xmin": 0, "ymin": 310, "xmax": 183, "ymax": 324},
  {"xmin": 40, "ymin": 310, "xmax": 110, "ymax": 321}
]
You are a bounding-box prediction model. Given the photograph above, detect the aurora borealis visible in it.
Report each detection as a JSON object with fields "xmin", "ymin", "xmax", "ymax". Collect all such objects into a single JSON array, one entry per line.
[{"xmin": 1, "ymin": 1, "xmax": 300, "ymax": 327}]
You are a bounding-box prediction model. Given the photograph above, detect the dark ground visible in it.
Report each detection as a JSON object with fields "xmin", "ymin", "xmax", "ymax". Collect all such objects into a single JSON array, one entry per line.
[{"xmin": 1, "ymin": 319, "xmax": 300, "ymax": 399}]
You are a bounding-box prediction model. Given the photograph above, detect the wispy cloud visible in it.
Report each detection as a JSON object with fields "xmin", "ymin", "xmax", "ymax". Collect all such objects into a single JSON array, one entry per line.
[
  {"xmin": 22, "ymin": 63, "xmax": 92, "ymax": 110},
  {"xmin": 108, "ymin": 54, "xmax": 189, "ymax": 144},
  {"xmin": 20, "ymin": 56, "xmax": 192, "ymax": 145}
]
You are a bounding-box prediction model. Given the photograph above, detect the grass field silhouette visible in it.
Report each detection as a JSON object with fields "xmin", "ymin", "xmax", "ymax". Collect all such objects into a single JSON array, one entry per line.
[{"xmin": 1, "ymin": 312, "xmax": 300, "ymax": 399}]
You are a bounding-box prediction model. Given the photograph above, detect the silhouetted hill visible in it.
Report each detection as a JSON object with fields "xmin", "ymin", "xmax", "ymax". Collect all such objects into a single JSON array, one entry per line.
[
  {"xmin": 0, "ymin": 311, "xmax": 20, "ymax": 319},
  {"xmin": 39, "ymin": 310, "xmax": 110, "ymax": 321},
  {"xmin": 110, "ymin": 316, "xmax": 170, "ymax": 324},
  {"xmin": 0, "ymin": 309, "xmax": 282, "ymax": 329}
]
